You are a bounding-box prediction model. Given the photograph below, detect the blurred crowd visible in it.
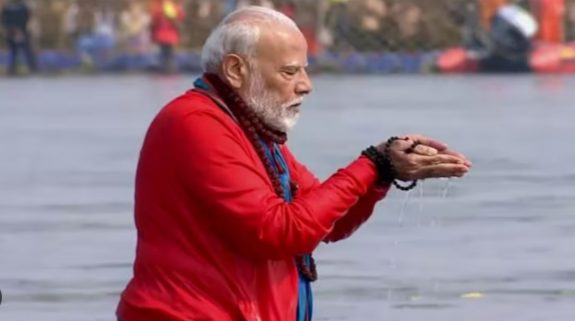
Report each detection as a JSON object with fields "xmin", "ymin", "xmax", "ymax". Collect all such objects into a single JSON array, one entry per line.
[
  {"xmin": 0, "ymin": 0, "xmax": 459, "ymax": 54},
  {"xmin": 3, "ymin": 0, "xmax": 575, "ymax": 74}
]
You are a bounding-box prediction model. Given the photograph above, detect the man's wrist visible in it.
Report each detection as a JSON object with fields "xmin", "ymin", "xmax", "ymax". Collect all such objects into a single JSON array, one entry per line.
[
  {"xmin": 361, "ymin": 146, "xmax": 395, "ymax": 185},
  {"xmin": 363, "ymin": 136, "xmax": 419, "ymax": 191}
]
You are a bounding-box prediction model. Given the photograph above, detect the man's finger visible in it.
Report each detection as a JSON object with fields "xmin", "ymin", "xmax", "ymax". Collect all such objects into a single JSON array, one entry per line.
[
  {"xmin": 391, "ymin": 139, "xmax": 439, "ymax": 155},
  {"xmin": 412, "ymin": 154, "xmax": 468, "ymax": 166},
  {"xmin": 389, "ymin": 139, "xmax": 412, "ymax": 152},
  {"xmin": 416, "ymin": 164, "xmax": 469, "ymax": 179},
  {"xmin": 440, "ymin": 149, "xmax": 472, "ymax": 167},
  {"xmin": 412, "ymin": 144, "xmax": 438, "ymax": 156},
  {"xmin": 403, "ymin": 134, "xmax": 448, "ymax": 151}
]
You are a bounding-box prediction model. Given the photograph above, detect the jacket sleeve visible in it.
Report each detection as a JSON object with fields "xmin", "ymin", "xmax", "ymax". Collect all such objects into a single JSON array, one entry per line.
[
  {"xmin": 281, "ymin": 147, "xmax": 389, "ymax": 244},
  {"xmin": 173, "ymin": 110, "xmax": 379, "ymax": 260}
]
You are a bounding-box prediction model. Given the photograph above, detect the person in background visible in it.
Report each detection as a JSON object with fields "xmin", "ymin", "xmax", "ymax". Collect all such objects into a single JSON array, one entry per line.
[
  {"xmin": 1, "ymin": 0, "xmax": 37, "ymax": 75},
  {"xmin": 63, "ymin": 0, "xmax": 79, "ymax": 50},
  {"xmin": 565, "ymin": 0, "xmax": 575, "ymax": 41},
  {"xmin": 479, "ymin": 0, "xmax": 508, "ymax": 30},
  {"xmin": 149, "ymin": 0, "xmax": 185, "ymax": 73},
  {"xmin": 392, "ymin": 1, "xmax": 427, "ymax": 52},
  {"xmin": 294, "ymin": 0, "xmax": 321, "ymax": 55},
  {"xmin": 448, "ymin": 1, "xmax": 538, "ymax": 72},
  {"xmin": 323, "ymin": 0, "xmax": 353, "ymax": 52},
  {"xmin": 93, "ymin": 2, "xmax": 117, "ymax": 54},
  {"xmin": 120, "ymin": 0, "xmax": 150, "ymax": 56},
  {"xmin": 481, "ymin": 3, "xmax": 538, "ymax": 71},
  {"xmin": 531, "ymin": 0, "xmax": 566, "ymax": 43}
]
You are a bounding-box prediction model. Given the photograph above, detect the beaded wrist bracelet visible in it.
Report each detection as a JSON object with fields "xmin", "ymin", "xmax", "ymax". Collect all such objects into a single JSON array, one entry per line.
[{"xmin": 362, "ymin": 136, "xmax": 418, "ymax": 191}]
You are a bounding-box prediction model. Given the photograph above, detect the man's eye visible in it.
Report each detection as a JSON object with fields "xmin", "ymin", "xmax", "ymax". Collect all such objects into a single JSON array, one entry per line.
[{"xmin": 283, "ymin": 69, "xmax": 297, "ymax": 76}]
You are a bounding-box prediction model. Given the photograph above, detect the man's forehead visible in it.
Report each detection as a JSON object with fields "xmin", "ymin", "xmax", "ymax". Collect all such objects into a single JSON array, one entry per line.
[{"xmin": 257, "ymin": 27, "xmax": 307, "ymax": 58}]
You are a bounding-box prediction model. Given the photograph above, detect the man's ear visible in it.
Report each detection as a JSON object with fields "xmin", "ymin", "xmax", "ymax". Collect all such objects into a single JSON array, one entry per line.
[{"xmin": 221, "ymin": 54, "xmax": 248, "ymax": 89}]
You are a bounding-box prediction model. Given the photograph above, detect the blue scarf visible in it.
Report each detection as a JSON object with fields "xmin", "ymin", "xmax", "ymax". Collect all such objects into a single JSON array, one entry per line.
[
  {"xmin": 260, "ymin": 142, "xmax": 313, "ymax": 321},
  {"xmin": 193, "ymin": 78, "xmax": 313, "ymax": 321}
]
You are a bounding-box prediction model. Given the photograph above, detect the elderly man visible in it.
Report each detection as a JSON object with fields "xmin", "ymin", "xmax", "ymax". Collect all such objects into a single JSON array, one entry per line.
[{"xmin": 116, "ymin": 6, "xmax": 471, "ymax": 321}]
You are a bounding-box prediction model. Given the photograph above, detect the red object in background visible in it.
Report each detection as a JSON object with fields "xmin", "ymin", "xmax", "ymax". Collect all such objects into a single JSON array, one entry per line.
[
  {"xmin": 436, "ymin": 48, "xmax": 479, "ymax": 73},
  {"xmin": 301, "ymin": 28, "xmax": 320, "ymax": 56},
  {"xmin": 280, "ymin": 3, "xmax": 320, "ymax": 55},
  {"xmin": 532, "ymin": 0, "xmax": 566, "ymax": 43},
  {"xmin": 149, "ymin": 0, "xmax": 185, "ymax": 46},
  {"xmin": 436, "ymin": 44, "xmax": 575, "ymax": 74},
  {"xmin": 279, "ymin": 3, "xmax": 296, "ymax": 19},
  {"xmin": 530, "ymin": 43, "xmax": 575, "ymax": 73},
  {"xmin": 479, "ymin": 0, "xmax": 509, "ymax": 30}
]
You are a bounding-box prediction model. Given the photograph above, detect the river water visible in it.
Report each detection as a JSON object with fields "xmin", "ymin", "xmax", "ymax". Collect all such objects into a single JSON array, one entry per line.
[{"xmin": 1, "ymin": 74, "xmax": 574, "ymax": 321}]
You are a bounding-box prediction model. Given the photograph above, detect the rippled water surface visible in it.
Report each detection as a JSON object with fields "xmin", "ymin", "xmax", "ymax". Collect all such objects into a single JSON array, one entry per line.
[{"xmin": 1, "ymin": 74, "xmax": 575, "ymax": 321}]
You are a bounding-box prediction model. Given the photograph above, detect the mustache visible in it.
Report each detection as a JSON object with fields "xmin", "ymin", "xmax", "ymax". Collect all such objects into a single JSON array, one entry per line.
[{"xmin": 282, "ymin": 97, "xmax": 304, "ymax": 108}]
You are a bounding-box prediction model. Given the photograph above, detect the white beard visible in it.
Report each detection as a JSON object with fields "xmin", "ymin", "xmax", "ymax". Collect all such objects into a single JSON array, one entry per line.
[{"xmin": 244, "ymin": 72, "xmax": 303, "ymax": 133}]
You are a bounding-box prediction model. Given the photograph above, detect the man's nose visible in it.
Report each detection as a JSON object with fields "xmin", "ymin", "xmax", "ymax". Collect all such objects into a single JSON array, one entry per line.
[{"xmin": 295, "ymin": 69, "xmax": 313, "ymax": 96}]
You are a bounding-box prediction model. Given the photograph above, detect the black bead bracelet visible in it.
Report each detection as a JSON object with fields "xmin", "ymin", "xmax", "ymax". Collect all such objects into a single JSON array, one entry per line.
[{"xmin": 362, "ymin": 136, "xmax": 418, "ymax": 191}]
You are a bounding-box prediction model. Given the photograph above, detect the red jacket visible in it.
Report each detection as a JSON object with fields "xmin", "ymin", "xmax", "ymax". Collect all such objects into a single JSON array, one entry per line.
[{"xmin": 116, "ymin": 90, "xmax": 389, "ymax": 321}]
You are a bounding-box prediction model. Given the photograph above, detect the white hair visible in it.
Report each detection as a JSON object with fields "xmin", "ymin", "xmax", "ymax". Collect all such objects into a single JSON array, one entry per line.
[{"xmin": 200, "ymin": 6, "xmax": 299, "ymax": 73}]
